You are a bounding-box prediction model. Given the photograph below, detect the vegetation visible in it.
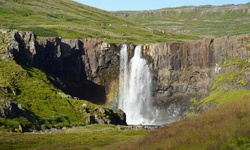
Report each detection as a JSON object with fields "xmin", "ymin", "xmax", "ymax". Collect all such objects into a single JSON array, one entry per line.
[
  {"xmin": 114, "ymin": 3, "xmax": 250, "ymax": 38},
  {"xmin": 0, "ymin": 124, "xmax": 148, "ymax": 150},
  {"xmin": 212, "ymin": 56, "xmax": 250, "ymax": 90},
  {"xmin": 120, "ymin": 96, "xmax": 250, "ymax": 149},
  {"xmin": 0, "ymin": 0, "xmax": 197, "ymax": 44}
]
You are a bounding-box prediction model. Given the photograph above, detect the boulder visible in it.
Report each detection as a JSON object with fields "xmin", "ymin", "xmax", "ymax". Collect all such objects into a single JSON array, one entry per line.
[{"xmin": 84, "ymin": 107, "xmax": 126, "ymax": 125}]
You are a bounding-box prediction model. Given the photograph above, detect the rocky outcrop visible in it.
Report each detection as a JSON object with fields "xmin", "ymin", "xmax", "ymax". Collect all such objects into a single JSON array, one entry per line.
[
  {"xmin": 85, "ymin": 107, "xmax": 126, "ymax": 125},
  {"xmin": 0, "ymin": 100, "xmax": 26, "ymax": 118},
  {"xmin": 0, "ymin": 99, "xmax": 44, "ymax": 131},
  {"xmin": 7, "ymin": 31, "xmax": 36, "ymax": 61}
]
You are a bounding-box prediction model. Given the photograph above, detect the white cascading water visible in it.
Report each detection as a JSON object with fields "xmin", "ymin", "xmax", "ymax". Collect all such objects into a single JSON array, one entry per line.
[
  {"xmin": 118, "ymin": 45, "xmax": 156, "ymax": 125},
  {"xmin": 118, "ymin": 44, "xmax": 129, "ymax": 112}
]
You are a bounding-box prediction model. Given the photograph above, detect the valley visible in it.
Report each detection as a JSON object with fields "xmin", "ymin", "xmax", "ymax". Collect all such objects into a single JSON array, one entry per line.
[{"xmin": 0, "ymin": 0, "xmax": 250, "ymax": 149}]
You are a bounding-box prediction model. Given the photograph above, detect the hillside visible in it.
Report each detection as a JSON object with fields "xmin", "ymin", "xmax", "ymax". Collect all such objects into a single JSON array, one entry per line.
[
  {"xmin": 113, "ymin": 3, "xmax": 250, "ymax": 38},
  {"xmin": 120, "ymin": 95, "xmax": 250, "ymax": 149},
  {"xmin": 0, "ymin": 0, "xmax": 197, "ymax": 43}
]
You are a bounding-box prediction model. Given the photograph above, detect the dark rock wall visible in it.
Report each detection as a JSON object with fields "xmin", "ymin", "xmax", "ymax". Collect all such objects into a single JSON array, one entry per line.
[
  {"xmin": 6, "ymin": 31, "xmax": 250, "ymax": 114},
  {"xmin": 143, "ymin": 35, "xmax": 250, "ymax": 111},
  {"xmin": 7, "ymin": 31, "xmax": 121, "ymax": 104}
]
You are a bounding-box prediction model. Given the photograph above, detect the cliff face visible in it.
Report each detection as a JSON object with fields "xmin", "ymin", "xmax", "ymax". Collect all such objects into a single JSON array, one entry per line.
[
  {"xmin": 6, "ymin": 31, "xmax": 250, "ymax": 118},
  {"xmin": 143, "ymin": 35, "xmax": 250, "ymax": 115},
  {"xmin": 7, "ymin": 31, "xmax": 121, "ymax": 104}
]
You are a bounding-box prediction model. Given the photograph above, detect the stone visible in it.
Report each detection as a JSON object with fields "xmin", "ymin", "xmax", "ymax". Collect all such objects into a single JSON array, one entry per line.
[
  {"xmin": 86, "ymin": 115, "xmax": 97, "ymax": 124},
  {"xmin": 7, "ymin": 39, "xmax": 19, "ymax": 58},
  {"xmin": 111, "ymin": 109, "xmax": 126, "ymax": 125},
  {"xmin": 18, "ymin": 125, "xmax": 23, "ymax": 133},
  {"xmin": 95, "ymin": 115, "xmax": 105, "ymax": 124},
  {"xmin": 0, "ymin": 100, "xmax": 26, "ymax": 118},
  {"xmin": 96, "ymin": 107, "xmax": 106, "ymax": 114}
]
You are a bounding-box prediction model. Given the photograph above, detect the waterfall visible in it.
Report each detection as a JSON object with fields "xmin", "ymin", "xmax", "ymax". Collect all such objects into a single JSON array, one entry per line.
[
  {"xmin": 118, "ymin": 45, "xmax": 129, "ymax": 111},
  {"xmin": 118, "ymin": 45, "xmax": 156, "ymax": 125}
]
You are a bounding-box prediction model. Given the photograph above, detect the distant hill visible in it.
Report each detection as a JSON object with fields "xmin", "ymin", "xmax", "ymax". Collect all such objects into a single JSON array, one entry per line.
[
  {"xmin": 113, "ymin": 3, "xmax": 250, "ymax": 38},
  {"xmin": 0, "ymin": 0, "xmax": 197, "ymax": 43}
]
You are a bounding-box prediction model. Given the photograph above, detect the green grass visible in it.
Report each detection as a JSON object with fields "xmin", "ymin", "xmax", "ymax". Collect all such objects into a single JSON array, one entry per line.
[
  {"xmin": 0, "ymin": 124, "xmax": 148, "ymax": 150},
  {"xmin": 200, "ymin": 89, "xmax": 250, "ymax": 106},
  {"xmin": 0, "ymin": 0, "xmax": 197, "ymax": 44},
  {"xmin": 0, "ymin": 58, "xmax": 87, "ymax": 131},
  {"xmin": 121, "ymin": 96, "xmax": 250, "ymax": 150},
  {"xmin": 114, "ymin": 3, "xmax": 250, "ymax": 38},
  {"xmin": 212, "ymin": 56, "xmax": 250, "ymax": 90}
]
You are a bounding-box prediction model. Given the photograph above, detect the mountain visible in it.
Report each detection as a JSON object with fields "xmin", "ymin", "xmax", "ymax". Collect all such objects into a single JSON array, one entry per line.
[
  {"xmin": 0, "ymin": 0, "xmax": 196, "ymax": 43},
  {"xmin": 113, "ymin": 3, "xmax": 250, "ymax": 38}
]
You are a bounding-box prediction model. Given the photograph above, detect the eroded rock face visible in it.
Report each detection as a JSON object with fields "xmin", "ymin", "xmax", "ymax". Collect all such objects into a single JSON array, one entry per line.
[
  {"xmin": 143, "ymin": 35, "xmax": 250, "ymax": 115},
  {"xmin": 7, "ymin": 31, "xmax": 121, "ymax": 104},
  {"xmin": 13, "ymin": 31, "xmax": 36, "ymax": 62},
  {"xmin": 82, "ymin": 38, "xmax": 120, "ymax": 88},
  {"xmin": 144, "ymin": 39, "xmax": 214, "ymax": 107},
  {"xmin": 35, "ymin": 37, "xmax": 86, "ymax": 81}
]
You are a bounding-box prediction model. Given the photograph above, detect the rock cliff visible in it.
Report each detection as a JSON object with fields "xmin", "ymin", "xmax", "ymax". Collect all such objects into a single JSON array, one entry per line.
[
  {"xmin": 143, "ymin": 35, "xmax": 250, "ymax": 117},
  {"xmin": 6, "ymin": 30, "xmax": 250, "ymax": 120},
  {"xmin": 6, "ymin": 31, "xmax": 121, "ymax": 104}
]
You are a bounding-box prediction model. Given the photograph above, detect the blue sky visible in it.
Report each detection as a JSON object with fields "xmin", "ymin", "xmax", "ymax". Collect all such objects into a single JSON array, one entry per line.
[{"xmin": 74, "ymin": 0, "xmax": 250, "ymax": 11}]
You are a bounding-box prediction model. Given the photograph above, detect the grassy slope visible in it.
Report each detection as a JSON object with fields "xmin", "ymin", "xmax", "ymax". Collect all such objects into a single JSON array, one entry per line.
[
  {"xmin": 121, "ymin": 96, "xmax": 250, "ymax": 150},
  {"xmin": 0, "ymin": 57, "xmax": 99, "ymax": 131},
  {"xmin": 0, "ymin": 124, "xmax": 148, "ymax": 150},
  {"xmin": 113, "ymin": 3, "xmax": 250, "ymax": 38},
  {"xmin": 0, "ymin": 0, "xmax": 197, "ymax": 44}
]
